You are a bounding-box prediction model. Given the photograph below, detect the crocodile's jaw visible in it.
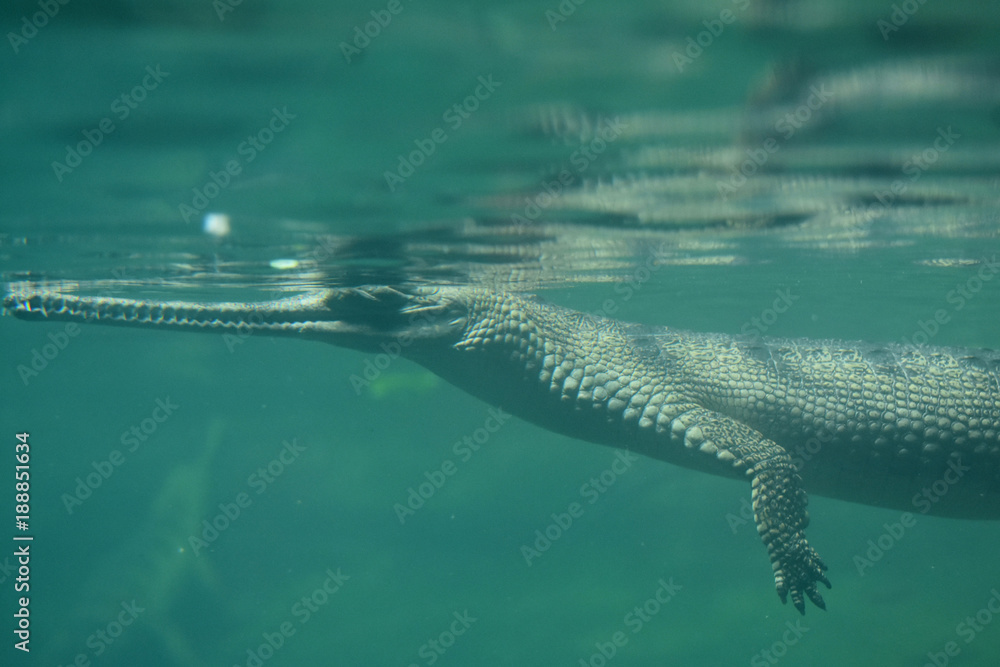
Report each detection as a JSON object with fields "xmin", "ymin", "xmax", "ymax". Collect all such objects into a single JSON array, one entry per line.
[{"xmin": 2, "ymin": 284, "xmax": 468, "ymax": 353}]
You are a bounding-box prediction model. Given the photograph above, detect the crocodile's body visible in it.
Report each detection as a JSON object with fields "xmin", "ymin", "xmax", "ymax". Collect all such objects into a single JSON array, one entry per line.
[{"xmin": 6, "ymin": 283, "xmax": 1000, "ymax": 613}]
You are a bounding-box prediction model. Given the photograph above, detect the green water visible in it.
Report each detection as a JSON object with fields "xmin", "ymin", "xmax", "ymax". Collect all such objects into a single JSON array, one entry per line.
[{"xmin": 3, "ymin": 1, "xmax": 1000, "ymax": 666}]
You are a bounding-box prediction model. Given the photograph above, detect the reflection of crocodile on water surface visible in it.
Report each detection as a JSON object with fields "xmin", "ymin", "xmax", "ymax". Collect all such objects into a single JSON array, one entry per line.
[{"xmin": 6, "ymin": 282, "xmax": 1000, "ymax": 614}]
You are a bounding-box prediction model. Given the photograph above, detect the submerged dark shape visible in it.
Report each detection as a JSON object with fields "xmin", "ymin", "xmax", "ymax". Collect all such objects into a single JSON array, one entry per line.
[{"xmin": 6, "ymin": 283, "xmax": 1000, "ymax": 613}]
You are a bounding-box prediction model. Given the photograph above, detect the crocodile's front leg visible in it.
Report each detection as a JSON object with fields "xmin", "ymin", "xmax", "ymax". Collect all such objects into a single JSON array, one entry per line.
[
  {"xmin": 425, "ymin": 287, "xmax": 831, "ymax": 612},
  {"xmin": 670, "ymin": 406, "xmax": 830, "ymax": 611},
  {"xmin": 3, "ymin": 282, "xmax": 830, "ymax": 612}
]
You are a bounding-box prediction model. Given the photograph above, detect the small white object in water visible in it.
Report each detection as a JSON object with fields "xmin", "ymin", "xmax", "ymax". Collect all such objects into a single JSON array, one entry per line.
[
  {"xmin": 202, "ymin": 212, "xmax": 231, "ymax": 237},
  {"xmin": 269, "ymin": 258, "xmax": 300, "ymax": 270}
]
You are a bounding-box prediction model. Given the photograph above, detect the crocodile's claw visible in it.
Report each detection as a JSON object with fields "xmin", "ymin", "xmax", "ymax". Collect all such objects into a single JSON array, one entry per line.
[{"xmin": 774, "ymin": 540, "xmax": 831, "ymax": 614}]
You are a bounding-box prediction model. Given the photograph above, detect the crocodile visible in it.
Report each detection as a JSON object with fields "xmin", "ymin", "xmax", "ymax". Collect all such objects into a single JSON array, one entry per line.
[{"xmin": 5, "ymin": 282, "xmax": 1000, "ymax": 614}]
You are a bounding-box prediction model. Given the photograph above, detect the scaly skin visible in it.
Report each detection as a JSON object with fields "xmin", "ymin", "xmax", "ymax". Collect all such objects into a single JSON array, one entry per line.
[{"xmin": 6, "ymin": 283, "xmax": 1000, "ymax": 613}]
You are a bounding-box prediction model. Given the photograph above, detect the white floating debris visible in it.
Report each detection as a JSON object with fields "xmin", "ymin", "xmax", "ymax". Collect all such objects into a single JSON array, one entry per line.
[
  {"xmin": 202, "ymin": 213, "xmax": 231, "ymax": 238},
  {"xmin": 269, "ymin": 259, "xmax": 300, "ymax": 270}
]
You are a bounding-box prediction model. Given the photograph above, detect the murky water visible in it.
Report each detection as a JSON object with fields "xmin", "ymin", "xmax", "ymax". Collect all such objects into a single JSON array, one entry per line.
[{"xmin": 3, "ymin": 1, "xmax": 1000, "ymax": 665}]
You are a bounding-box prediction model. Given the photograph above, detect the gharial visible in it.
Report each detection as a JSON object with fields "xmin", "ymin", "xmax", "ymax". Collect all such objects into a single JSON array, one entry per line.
[{"xmin": 6, "ymin": 282, "xmax": 1000, "ymax": 613}]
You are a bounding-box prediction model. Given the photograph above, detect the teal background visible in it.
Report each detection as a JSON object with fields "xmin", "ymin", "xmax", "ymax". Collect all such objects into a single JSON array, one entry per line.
[{"xmin": 2, "ymin": 1, "xmax": 1000, "ymax": 666}]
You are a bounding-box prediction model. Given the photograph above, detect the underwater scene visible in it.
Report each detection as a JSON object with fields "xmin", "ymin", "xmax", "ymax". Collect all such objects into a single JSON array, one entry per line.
[{"xmin": 2, "ymin": 1, "xmax": 1000, "ymax": 665}]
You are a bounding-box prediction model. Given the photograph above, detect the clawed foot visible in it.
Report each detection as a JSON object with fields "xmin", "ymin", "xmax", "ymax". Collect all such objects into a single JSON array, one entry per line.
[{"xmin": 774, "ymin": 540, "xmax": 831, "ymax": 614}]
